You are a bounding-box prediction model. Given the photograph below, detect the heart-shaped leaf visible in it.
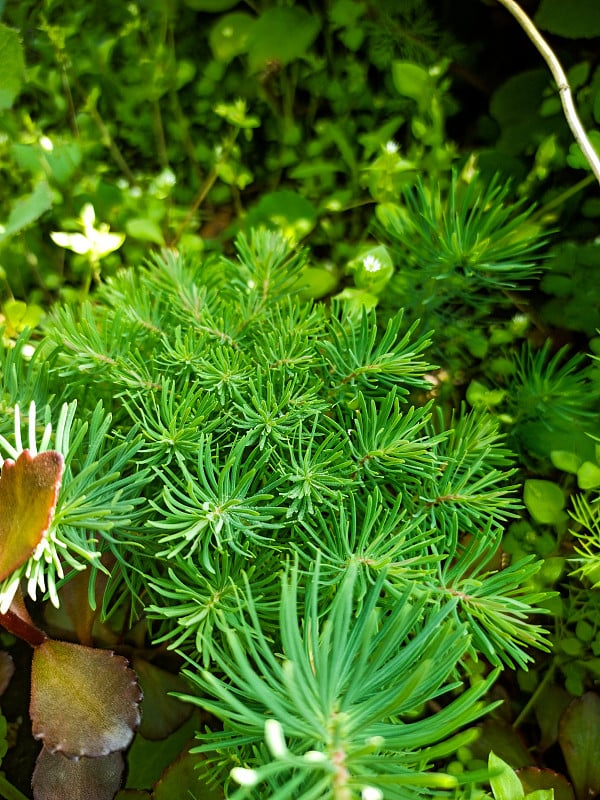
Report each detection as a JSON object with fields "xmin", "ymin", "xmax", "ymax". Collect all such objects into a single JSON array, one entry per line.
[
  {"xmin": 0, "ymin": 450, "xmax": 63, "ymax": 581},
  {"xmin": 32, "ymin": 747, "xmax": 123, "ymax": 800},
  {"xmin": 30, "ymin": 640, "xmax": 142, "ymax": 758}
]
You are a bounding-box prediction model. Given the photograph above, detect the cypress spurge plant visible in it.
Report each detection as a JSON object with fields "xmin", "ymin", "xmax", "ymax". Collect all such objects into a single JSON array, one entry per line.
[{"xmin": 0, "ymin": 229, "xmax": 551, "ymax": 799}]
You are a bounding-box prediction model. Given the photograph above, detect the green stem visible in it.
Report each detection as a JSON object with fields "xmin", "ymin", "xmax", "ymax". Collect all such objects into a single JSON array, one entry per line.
[
  {"xmin": 532, "ymin": 173, "xmax": 596, "ymax": 220},
  {"xmin": 512, "ymin": 658, "xmax": 557, "ymax": 729},
  {"xmin": 0, "ymin": 773, "xmax": 32, "ymax": 800}
]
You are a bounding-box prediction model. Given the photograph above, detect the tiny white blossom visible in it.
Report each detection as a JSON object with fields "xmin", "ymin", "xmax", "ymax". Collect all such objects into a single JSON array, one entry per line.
[
  {"xmin": 384, "ymin": 139, "xmax": 399, "ymax": 154},
  {"xmin": 363, "ymin": 255, "xmax": 382, "ymax": 273}
]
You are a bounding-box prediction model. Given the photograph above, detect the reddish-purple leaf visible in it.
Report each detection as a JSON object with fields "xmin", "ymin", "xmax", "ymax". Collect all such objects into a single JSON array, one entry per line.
[
  {"xmin": 30, "ymin": 640, "xmax": 142, "ymax": 758},
  {"xmin": 32, "ymin": 747, "xmax": 123, "ymax": 800},
  {"xmin": 518, "ymin": 766, "xmax": 575, "ymax": 800},
  {"xmin": 0, "ymin": 587, "xmax": 48, "ymax": 647},
  {"xmin": 0, "ymin": 450, "xmax": 63, "ymax": 581}
]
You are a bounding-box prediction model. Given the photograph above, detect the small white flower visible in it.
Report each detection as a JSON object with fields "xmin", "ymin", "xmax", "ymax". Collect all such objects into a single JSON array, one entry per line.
[
  {"xmin": 384, "ymin": 139, "xmax": 399, "ymax": 154},
  {"xmin": 363, "ymin": 255, "xmax": 382, "ymax": 273}
]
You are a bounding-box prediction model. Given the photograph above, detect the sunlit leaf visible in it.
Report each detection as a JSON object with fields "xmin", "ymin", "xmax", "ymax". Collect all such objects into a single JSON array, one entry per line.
[
  {"xmin": 32, "ymin": 748, "xmax": 124, "ymax": 800},
  {"xmin": 0, "ymin": 23, "xmax": 26, "ymax": 110},
  {"xmin": 0, "ymin": 450, "xmax": 63, "ymax": 582},
  {"xmin": 0, "ymin": 181, "xmax": 53, "ymax": 242},
  {"xmin": 30, "ymin": 641, "xmax": 142, "ymax": 758}
]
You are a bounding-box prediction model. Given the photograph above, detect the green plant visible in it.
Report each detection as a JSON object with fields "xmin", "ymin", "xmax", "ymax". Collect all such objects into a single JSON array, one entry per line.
[{"xmin": 0, "ymin": 230, "xmax": 553, "ymax": 798}]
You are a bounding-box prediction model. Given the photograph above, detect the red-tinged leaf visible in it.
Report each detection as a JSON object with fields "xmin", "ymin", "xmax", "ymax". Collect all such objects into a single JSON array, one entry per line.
[
  {"xmin": 32, "ymin": 747, "xmax": 123, "ymax": 800},
  {"xmin": 133, "ymin": 658, "xmax": 193, "ymax": 741},
  {"xmin": 0, "ymin": 651, "xmax": 14, "ymax": 695},
  {"xmin": 152, "ymin": 748, "xmax": 224, "ymax": 800},
  {"xmin": 0, "ymin": 587, "xmax": 48, "ymax": 646},
  {"xmin": 30, "ymin": 640, "xmax": 142, "ymax": 758},
  {"xmin": 518, "ymin": 767, "xmax": 575, "ymax": 800},
  {"xmin": 559, "ymin": 692, "xmax": 600, "ymax": 800},
  {"xmin": 0, "ymin": 450, "xmax": 63, "ymax": 581}
]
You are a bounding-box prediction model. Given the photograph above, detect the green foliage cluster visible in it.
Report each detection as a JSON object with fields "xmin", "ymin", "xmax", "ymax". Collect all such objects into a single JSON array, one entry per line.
[{"xmin": 0, "ymin": 229, "xmax": 550, "ymax": 798}]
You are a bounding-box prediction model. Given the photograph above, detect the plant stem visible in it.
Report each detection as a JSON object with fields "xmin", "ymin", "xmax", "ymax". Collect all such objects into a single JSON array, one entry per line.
[
  {"xmin": 512, "ymin": 657, "xmax": 557, "ymax": 729},
  {"xmin": 496, "ymin": 0, "xmax": 600, "ymax": 187},
  {"xmin": 533, "ymin": 173, "xmax": 596, "ymax": 220},
  {"xmin": 0, "ymin": 775, "xmax": 31, "ymax": 800}
]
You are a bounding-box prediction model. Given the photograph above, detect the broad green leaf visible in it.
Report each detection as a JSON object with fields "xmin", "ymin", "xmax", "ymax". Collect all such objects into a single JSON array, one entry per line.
[
  {"xmin": 30, "ymin": 641, "xmax": 142, "ymax": 757},
  {"xmin": 535, "ymin": 0, "xmax": 600, "ymax": 38},
  {"xmin": 550, "ymin": 450, "xmax": 582, "ymax": 474},
  {"xmin": 32, "ymin": 749, "xmax": 124, "ymax": 800},
  {"xmin": 125, "ymin": 713, "xmax": 200, "ymax": 790},
  {"xmin": 577, "ymin": 461, "xmax": 600, "ymax": 490},
  {"xmin": 489, "ymin": 752, "xmax": 525, "ymax": 800},
  {"xmin": 523, "ymin": 480, "xmax": 566, "ymax": 525},
  {"xmin": 466, "ymin": 380, "xmax": 506, "ymax": 408},
  {"xmin": 133, "ymin": 658, "xmax": 193, "ymax": 740},
  {"xmin": 245, "ymin": 190, "xmax": 318, "ymax": 242},
  {"xmin": 392, "ymin": 61, "xmax": 433, "ymax": 108},
  {"xmin": 0, "ymin": 24, "xmax": 25, "ymax": 110},
  {"xmin": 0, "ymin": 450, "xmax": 63, "ymax": 582},
  {"xmin": 0, "ymin": 181, "xmax": 53, "ymax": 242},
  {"xmin": 209, "ymin": 12, "xmax": 254, "ymax": 62},
  {"xmin": 559, "ymin": 693, "xmax": 600, "ymax": 800},
  {"xmin": 246, "ymin": 7, "xmax": 320, "ymax": 73},
  {"xmin": 1, "ymin": 300, "xmax": 44, "ymax": 337},
  {"xmin": 152, "ymin": 749, "xmax": 224, "ymax": 800},
  {"xmin": 125, "ymin": 218, "xmax": 165, "ymax": 246},
  {"xmin": 295, "ymin": 266, "xmax": 339, "ymax": 301}
]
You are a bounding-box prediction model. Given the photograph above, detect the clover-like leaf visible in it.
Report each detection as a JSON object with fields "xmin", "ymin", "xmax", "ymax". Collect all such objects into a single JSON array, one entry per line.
[
  {"xmin": 0, "ymin": 450, "xmax": 63, "ymax": 582},
  {"xmin": 32, "ymin": 748, "xmax": 124, "ymax": 800},
  {"xmin": 30, "ymin": 641, "xmax": 142, "ymax": 758}
]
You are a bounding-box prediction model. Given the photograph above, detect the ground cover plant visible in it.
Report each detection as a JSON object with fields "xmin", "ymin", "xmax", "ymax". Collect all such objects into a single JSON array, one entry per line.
[{"xmin": 1, "ymin": 1, "xmax": 600, "ymax": 799}]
